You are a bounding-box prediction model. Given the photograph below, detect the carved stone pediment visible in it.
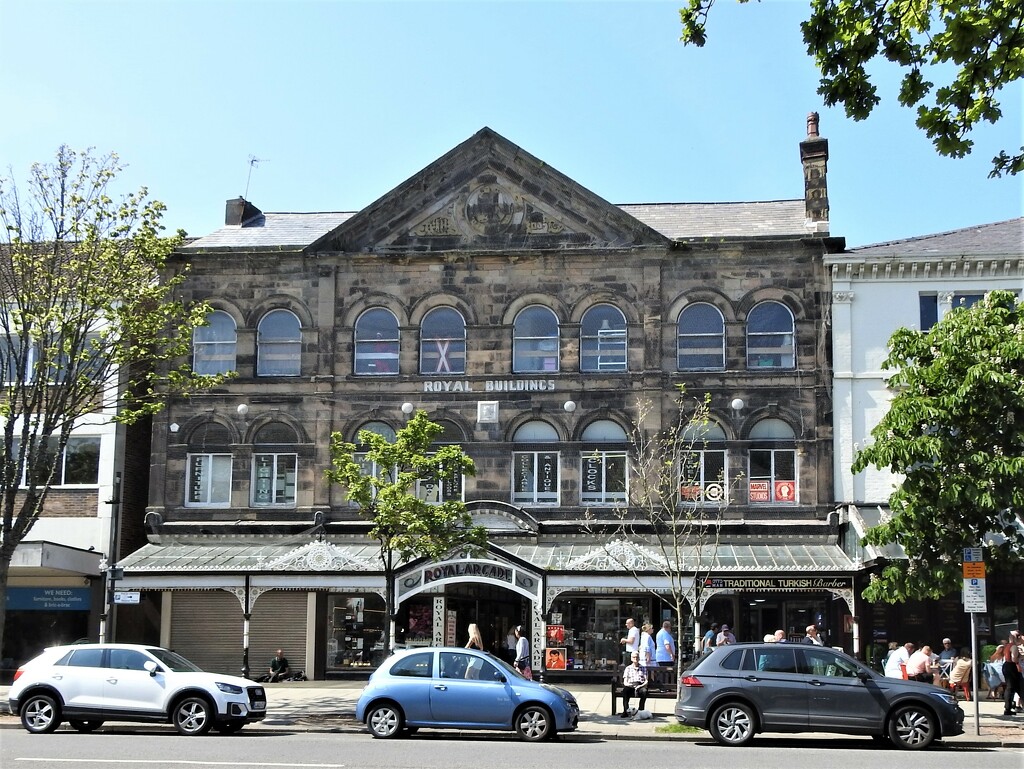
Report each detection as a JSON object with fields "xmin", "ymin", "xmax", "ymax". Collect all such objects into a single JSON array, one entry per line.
[{"xmin": 319, "ymin": 127, "xmax": 669, "ymax": 254}]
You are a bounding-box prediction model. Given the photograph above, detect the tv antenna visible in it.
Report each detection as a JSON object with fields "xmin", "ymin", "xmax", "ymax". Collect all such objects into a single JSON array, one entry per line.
[{"xmin": 244, "ymin": 155, "xmax": 268, "ymax": 200}]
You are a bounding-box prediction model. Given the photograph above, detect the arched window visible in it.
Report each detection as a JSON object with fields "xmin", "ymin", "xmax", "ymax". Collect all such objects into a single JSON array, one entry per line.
[
  {"xmin": 513, "ymin": 306, "xmax": 559, "ymax": 373},
  {"xmin": 747, "ymin": 418, "xmax": 797, "ymax": 504},
  {"xmin": 416, "ymin": 420, "xmax": 466, "ymax": 504},
  {"xmin": 580, "ymin": 420, "xmax": 628, "ymax": 504},
  {"xmin": 580, "ymin": 305, "xmax": 627, "ymax": 372},
  {"xmin": 511, "ymin": 420, "xmax": 559, "ymax": 504},
  {"xmin": 354, "ymin": 421, "xmax": 397, "ymax": 487},
  {"xmin": 678, "ymin": 303, "xmax": 725, "ymax": 370},
  {"xmin": 257, "ymin": 310, "xmax": 301, "ymax": 376},
  {"xmin": 193, "ymin": 310, "xmax": 237, "ymax": 375},
  {"xmin": 746, "ymin": 301, "xmax": 795, "ymax": 369},
  {"xmin": 185, "ymin": 422, "xmax": 233, "ymax": 507},
  {"xmin": 420, "ymin": 308, "xmax": 466, "ymax": 375},
  {"xmin": 355, "ymin": 308, "xmax": 400, "ymax": 375},
  {"xmin": 679, "ymin": 421, "xmax": 728, "ymax": 503},
  {"xmin": 252, "ymin": 422, "xmax": 298, "ymax": 507}
]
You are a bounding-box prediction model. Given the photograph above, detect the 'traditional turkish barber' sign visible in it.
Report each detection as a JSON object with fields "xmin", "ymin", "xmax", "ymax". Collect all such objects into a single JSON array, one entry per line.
[{"xmin": 704, "ymin": 576, "xmax": 851, "ymax": 590}]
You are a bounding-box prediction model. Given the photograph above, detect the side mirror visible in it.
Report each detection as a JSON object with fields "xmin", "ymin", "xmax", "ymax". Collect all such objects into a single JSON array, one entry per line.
[{"xmin": 144, "ymin": 660, "xmax": 159, "ymax": 677}]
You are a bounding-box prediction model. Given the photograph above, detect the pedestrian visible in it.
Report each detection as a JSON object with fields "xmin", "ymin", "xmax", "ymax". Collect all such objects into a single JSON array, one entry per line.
[
  {"xmin": 464, "ymin": 623, "xmax": 484, "ymax": 679},
  {"xmin": 639, "ymin": 622, "xmax": 656, "ymax": 667},
  {"xmin": 513, "ymin": 625, "xmax": 532, "ymax": 680},
  {"xmin": 701, "ymin": 622, "xmax": 719, "ymax": 654},
  {"xmin": 716, "ymin": 624, "xmax": 736, "ymax": 645},
  {"xmin": 802, "ymin": 624, "xmax": 824, "ymax": 645},
  {"xmin": 655, "ymin": 620, "xmax": 677, "ymax": 667},
  {"xmin": 268, "ymin": 648, "xmax": 290, "ymax": 683},
  {"xmin": 1002, "ymin": 630, "xmax": 1022, "ymax": 716},
  {"xmin": 619, "ymin": 617, "xmax": 640, "ymax": 664}
]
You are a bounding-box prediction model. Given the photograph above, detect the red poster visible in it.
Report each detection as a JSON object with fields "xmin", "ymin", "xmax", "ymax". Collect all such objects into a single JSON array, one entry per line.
[{"xmin": 774, "ymin": 481, "xmax": 795, "ymax": 502}]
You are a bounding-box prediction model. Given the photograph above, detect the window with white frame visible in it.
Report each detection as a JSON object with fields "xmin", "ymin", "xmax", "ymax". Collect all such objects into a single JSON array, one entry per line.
[
  {"xmin": 580, "ymin": 305, "xmax": 626, "ymax": 372},
  {"xmin": 678, "ymin": 302, "xmax": 725, "ymax": 370},
  {"xmin": 415, "ymin": 421, "xmax": 465, "ymax": 503},
  {"xmin": 420, "ymin": 308, "xmax": 466, "ymax": 375},
  {"xmin": 512, "ymin": 420, "xmax": 559, "ymax": 505},
  {"xmin": 355, "ymin": 308, "xmax": 400, "ymax": 375},
  {"xmin": 513, "ymin": 306, "xmax": 559, "ymax": 373},
  {"xmin": 679, "ymin": 422, "xmax": 727, "ymax": 503},
  {"xmin": 745, "ymin": 301, "xmax": 795, "ymax": 369},
  {"xmin": 919, "ymin": 291, "xmax": 996, "ymax": 330},
  {"xmin": 257, "ymin": 309, "xmax": 301, "ymax": 376},
  {"xmin": 185, "ymin": 422, "xmax": 234, "ymax": 507},
  {"xmin": 354, "ymin": 421, "xmax": 397, "ymax": 491},
  {"xmin": 251, "ymin": 422, "xmax": 298, "ymax": 507},
  {"xmin": 14, "ymin": 436, "xmax": 101, "ymax": 486},
  {"xmin": 747, "ymin": 418, "xmax": 797, "ymax": 504},
  {"xmin": 194, "ymin": 310, "xmax": 237, "ymax": 375},
  {"xmin": 580, "ymin": 419, "xmax": 628, "ymax": 504}
]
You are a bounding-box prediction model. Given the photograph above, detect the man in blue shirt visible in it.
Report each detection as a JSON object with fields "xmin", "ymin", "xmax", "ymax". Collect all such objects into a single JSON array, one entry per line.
[{"xmin": 655, "ymin": 620, "xmax": 677, "ymax": 667}]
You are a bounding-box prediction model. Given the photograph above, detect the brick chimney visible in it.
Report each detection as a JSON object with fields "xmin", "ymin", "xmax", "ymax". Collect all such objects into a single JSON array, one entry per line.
[
  {"xmin": 799, "ymin": 112, "xmax": 829, "ymax": 229},
  {"xmin": 224, "ymin": 197, "xmax": 263, "ymax": 226}
]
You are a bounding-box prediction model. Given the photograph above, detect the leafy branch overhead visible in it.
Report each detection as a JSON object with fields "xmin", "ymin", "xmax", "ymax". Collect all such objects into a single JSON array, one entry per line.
[
  {"xmin": 679, "ymin": 0, "xmax": 1024, "ymax": 176},
  {"xmin": 851, "ymin": 290, "xmax": 1024, "ymax": 602}
]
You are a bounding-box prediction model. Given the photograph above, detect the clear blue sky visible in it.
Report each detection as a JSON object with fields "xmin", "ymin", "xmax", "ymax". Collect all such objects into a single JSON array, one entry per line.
[{"xmin": 2, "ymin": 0, "xmax": 1021, "ymax": 248}]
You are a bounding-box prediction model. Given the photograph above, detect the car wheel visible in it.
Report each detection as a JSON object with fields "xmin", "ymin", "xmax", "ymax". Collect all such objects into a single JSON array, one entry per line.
[
  {"xmin": 214, "ymin": 721, "xmax": 245, "ymax": 734},
  {"xmin": 69, "ymin": 720, "xmax": 104, "ymax": 733},
  {"xmin": 173, "ymin": 696, "xmax": 214, "ymax": 736},
  {"xmin": 888, "ymin": 704, "xmax": 936, "ymax": 750},
  {"xmin": 514, "ymin": 705, "xmax": 553, "ymax": 742},
  {"xmin": 366, "ymin": 702, "xmax": 404, "ymax": 739},
  {"xmin": 709, "ymin": 702, "xmax": 756, "ymax": 747},
  {"xmin": 20, "ymin": 693, "xmax": 62, "ymax": 734}
]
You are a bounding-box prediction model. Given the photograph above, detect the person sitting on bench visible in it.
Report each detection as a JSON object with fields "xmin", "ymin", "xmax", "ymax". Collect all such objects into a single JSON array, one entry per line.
[
  {"xmin": 620, "ymin": 652, "xmax": 648, "ymax": 717},
  {"xmin": 269, "ymin": 648, "xmax": 291, "ymax": 682}
]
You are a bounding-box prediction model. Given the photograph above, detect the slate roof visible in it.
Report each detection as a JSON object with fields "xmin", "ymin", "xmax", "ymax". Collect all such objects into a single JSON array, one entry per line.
[
  {"xmin": 850, "ymin": 217, "xmax": 1023, "ymax": 257},
  {"xmin": 181, "ymin": 201, "xmax": 814, "ymax": 251}
]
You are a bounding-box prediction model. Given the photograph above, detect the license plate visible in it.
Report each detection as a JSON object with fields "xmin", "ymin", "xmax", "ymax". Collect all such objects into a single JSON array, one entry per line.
[{"xmin": 253, "ymin": 701, "xmax": 266, "ymax": 711}]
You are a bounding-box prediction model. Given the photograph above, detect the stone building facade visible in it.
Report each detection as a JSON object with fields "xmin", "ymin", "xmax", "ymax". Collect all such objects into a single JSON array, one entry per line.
[{"xmin": 118, "ymin": 120, "xmax": 855, "ymax": 679}]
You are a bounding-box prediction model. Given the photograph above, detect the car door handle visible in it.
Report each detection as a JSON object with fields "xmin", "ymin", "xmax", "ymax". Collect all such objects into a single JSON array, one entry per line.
[
  {"xmin": 434, "ymin": 685, "xmax": 448, "ymax": 691},
  {"xmin": 106, "ymin": 678, "xmax": 118, "ymax": 684},
  {"xmin": 809, "ymin": 680, "xmax": 826, "ymax": 686},
  {"xmin": 744, "ymin": 676, "xmax": 761, "ymax": 682}
]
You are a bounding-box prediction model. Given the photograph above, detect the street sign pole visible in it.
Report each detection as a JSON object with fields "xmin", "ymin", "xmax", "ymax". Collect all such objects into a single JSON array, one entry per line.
[{"xmin": 963, "ymin": 547, "xmax": 986, "ymax": 736}]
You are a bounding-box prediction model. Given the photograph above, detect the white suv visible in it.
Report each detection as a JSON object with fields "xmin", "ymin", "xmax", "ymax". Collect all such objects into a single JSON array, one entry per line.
[{"xmin": 8, "ymin": 643, "xmax": 267, "ymax": 735}]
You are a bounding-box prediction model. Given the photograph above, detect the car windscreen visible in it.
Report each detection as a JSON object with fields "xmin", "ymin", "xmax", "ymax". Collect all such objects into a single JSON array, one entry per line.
[{"xmin": 146, "ymin": 647, "xmax": 204, "ymax": 672}]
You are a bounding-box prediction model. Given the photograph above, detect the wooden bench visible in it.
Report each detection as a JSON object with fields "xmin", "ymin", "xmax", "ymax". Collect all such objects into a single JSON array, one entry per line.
[{"xmin": 610, "ymin": 664, "xmax": 678, "ymax": 714}]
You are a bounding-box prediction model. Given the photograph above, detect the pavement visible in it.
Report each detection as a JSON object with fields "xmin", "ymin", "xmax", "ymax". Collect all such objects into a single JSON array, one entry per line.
[{"xmin": 2, "ymin": 681, "xmax": 1022, "ymax": 747}]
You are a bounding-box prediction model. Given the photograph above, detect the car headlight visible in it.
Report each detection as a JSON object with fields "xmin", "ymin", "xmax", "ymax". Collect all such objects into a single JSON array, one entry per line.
[
  {"xmin": 215, "ymin": 682, "xmax": 243, "ymax": 694},
  {"xmin": 928, "ymin": 691, "xmax": 957, "ymax": 706}
]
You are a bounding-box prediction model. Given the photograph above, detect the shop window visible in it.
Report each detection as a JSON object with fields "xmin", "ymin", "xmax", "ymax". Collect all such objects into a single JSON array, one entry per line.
[
  {"xmin": 747, "ymin": 418, "xmax": 797, "ymax": 504},
  {"xmin": 580, "ymin": 305, "xmax": 626, "ymax": 372},
  {"xmin": 513, "ymin": 305, "xmax": 559, "ymax": 373},
  {"xmin": 745, "ymin": 301, "xmax": 794, "ymax": 369},
  {"xmin": 679, "ymin": 422, "xmax": 727, "ymax": 503},
  {"xmin": 677, "ymin": 302, "xmax": 725, "ymax": 370},
  {"xmin": 251, "ymin": 422, "xmax": 298, "ymax": 507},
  {"xmin": 185, "ymin": 422, "xmax": 233, "ymax": 507},
  {"xmin": 327, "ymin": 594, "xmax": 387, "ymax": 670},
  {"xmin": 512, "ymin": 420, "xmax": 559, "ymax": 505},
  {"xmin": 580, "ymin": 420, "xmax": 627, "ymax": 504},
  {"xmin": 256, "ymin": 309, "xmax": 301, "ymax": 377},
  {"xmin": 419, "ymin": 307, "xmax": 466, "ymax": 375},
  {"xmin": 355, "ymin": 308, "xmax": 400, "ymax": 375}
]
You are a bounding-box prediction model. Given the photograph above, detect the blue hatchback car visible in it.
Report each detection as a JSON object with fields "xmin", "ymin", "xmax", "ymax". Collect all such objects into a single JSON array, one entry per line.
[{"xmin": 355, "ymin": 647, "xmax": 580, "ymax": 741}]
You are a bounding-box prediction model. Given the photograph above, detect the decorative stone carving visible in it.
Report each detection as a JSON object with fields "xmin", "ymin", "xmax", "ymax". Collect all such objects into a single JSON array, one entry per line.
[
  {"xmin": 258, "ymin": 540, "xmax": 376, "ymax": 572},
  {"xmin": 564, "ymin": 538, "xmax": 667, "ymax": 571}
]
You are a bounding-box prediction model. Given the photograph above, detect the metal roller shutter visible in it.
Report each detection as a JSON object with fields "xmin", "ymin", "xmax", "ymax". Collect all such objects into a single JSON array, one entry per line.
[
  {"xmin": 169, "ymin": 591, "xmax": 243, "ymax": 675},
  {"xmin": 249, "ymin": 590, "xmax": 308, "ymax": 675}
]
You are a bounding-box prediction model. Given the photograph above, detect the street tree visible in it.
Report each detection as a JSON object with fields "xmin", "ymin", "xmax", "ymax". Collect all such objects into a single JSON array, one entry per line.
[
  {"xmin": 852, "ymin": 289, "xmax": 1024, "ymax": 602},
  {"xmin": 584, "ymin": 389, "xmax": 733, "ymax": 669},
  {"xmin": 679, "ymin": 0, "xmax": 1024, "ymax": 176},
  {"xmin": 325, "ymin": 410, "xmax": 488, "ymax": 654},
  {"xmin": 0, "ymin": 146, "xmax": 221, "ymax": 648}
]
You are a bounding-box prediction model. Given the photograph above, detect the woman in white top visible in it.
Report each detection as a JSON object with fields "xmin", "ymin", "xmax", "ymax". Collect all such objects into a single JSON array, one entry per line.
[{"xmin": 514, "ymin": 625, "xmax": 532, "ymax": 680}]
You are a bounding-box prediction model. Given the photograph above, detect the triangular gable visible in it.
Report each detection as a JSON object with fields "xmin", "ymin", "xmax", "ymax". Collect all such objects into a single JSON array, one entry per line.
[
  {"xmin": 258, "ymin": 540, "xmax": 377, "ymax": 572},
  {"xmin": 315, "ymin": 127, "xmax": 670, "ymax": 253},
  {"xmin": 564, "ymin": 538, "xmax": 668, "ymax": 571}
]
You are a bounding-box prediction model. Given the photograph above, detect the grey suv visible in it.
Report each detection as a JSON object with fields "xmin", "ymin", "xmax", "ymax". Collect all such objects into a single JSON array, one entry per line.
[{"xmin": 675, "ymin": 643, "xmax": 963, "ymax": 749}]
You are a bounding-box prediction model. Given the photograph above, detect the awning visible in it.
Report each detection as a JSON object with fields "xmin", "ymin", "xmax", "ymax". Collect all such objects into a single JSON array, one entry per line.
[{"xmin": 10, "ymin": 541, "xmax": 103, "ymax": 578}]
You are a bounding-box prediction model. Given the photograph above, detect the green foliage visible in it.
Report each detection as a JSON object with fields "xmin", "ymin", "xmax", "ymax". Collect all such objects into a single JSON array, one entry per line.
[
  {"xmin": 325, "ymin": 410, "xmax": 488, "ymax": 651},
  {"xmin": 679, "ymin": 0, "xmax": 1024, "ymax": 176},
  {"xmin": 851, "ymin": 290, "xmax": 1024, "ymax": 601},
  {"xmin": 0, "ymin": 145, "xmax": 222, "ymax": 645}
]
